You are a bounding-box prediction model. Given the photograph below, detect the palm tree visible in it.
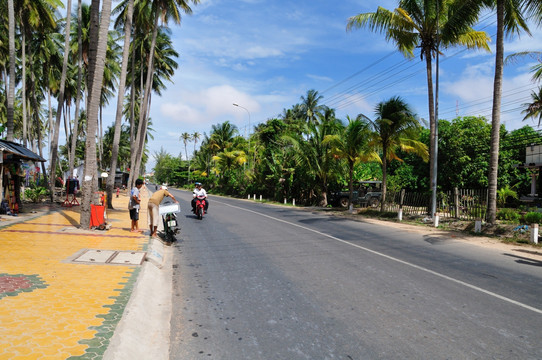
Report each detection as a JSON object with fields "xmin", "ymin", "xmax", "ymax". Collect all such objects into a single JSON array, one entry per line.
[
  {"xmin": 105, "ymin": 0, "xmax": 135, "ymax": 208},
  {"xmin": 522, "ymin": 87, "xmax": 542, "ymax": 126},
  {"xmin": 80, "ymin": 0, "xmax": 113, "ymax": 229},
  {"xmin": 180, "ymin": 133, "xmax": 191, "ymax": 160},
  {"xmin": 482, "ymin": 0, "xmax": 536, "ymax": 223},
  {"xmin": 70, "ymin": 0, "xmax": 84, "ymax": 184},
  {"xmin": 505, "ymin": 51, "xmax": 542, "ymax": 83},
  {"xmin": 128, "ymin": 0, "xmax": 200, "ymax": 188},
  {"xmin": 212, "ymin": 150, "xmax": 247, "ymax": 189},
  {"xmin": 284, "ymin": 106, "xmax": 342, "ymax": 206},
  {"xmin": 209, "ymin": 121, "xmax": 238, "ymax": 153},
  {"xmin": 347, "ymin": 0, "xmax": 490, "ymax": 212},
  {"xmin": 6, "ymin": 0, "xmax": 15, "ymax": 141},
  {"xmin": 49, "ymin": 0, "xmax": 72, "ymax": 201},
  {"xmin": 192, "ymin": 131, "xmax": 201, "ymax": 154},
  {"xmin": 15, "ymin": 0, "xmax": 59, "ymax": 148},
  {"xmin": 300, "ymin": 89, "xmax": 324, "ymax": 129},
  {"xmin": 368, "ymin": 96, "xmax": 428, "ymax": 211},
  {"xmin": 324, "ymin": 116, "xmax": 380, "ymax": 210},
  {"xmin": 180, "ymin": 132, "xmax": 192, "ymax": 182}
]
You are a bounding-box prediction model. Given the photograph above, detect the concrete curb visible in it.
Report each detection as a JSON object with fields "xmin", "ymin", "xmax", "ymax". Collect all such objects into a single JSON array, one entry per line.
[{"xmin": 103, "ymin": 238, "xmax": 173, "ymax": 360}]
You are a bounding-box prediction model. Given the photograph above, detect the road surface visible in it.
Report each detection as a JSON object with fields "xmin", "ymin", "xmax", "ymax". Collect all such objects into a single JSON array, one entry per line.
[{"xmin": 168, "ymin": 190, "xmax": 542, "ymax": 359}]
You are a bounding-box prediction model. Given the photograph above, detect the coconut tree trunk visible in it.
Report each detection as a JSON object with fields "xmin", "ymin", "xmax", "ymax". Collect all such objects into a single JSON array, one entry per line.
[
  {"xmin": 348, "ymin": 159, "xmax": 354, "ymax": 211},
  {"xmin": 487, "ymin": 0, "xmax": 505, "ymax": 224},
  {"xmin": 48, "ymin": 88, "xmax": 53, "ymax": 167},
  {"xmin": 6, "ymin": 0, "xmax": 15, "ymax": 141},
  {"xmin": 126, "ymin": 45, "xmax": 144, "ymax": 189},
  {"xmin": 22, "ymin": 32, "xmax": 27, "ymax": 147},
  {"xmin": 29, "ymin": 59, "xmax": 46, "ymax": 179},
  {"xmin": 106, "ymin": 0, "xmax": 134, "ymax": 209},
  {"xmin": 132, "ymin": 90, "xmax": 153, "ymax": 184},
  {"xmin": 129, "ymin": 10, "xmax": 160, "ymax": 188},
  {"xmin": 69, "ymin": 0, "xmax": 83, "ymax": 179},
  {"xmin": 80, "ymin": 0, "xmax": 112, "ymax": 229},
  {"xmin": 380, "ymin": 147, "xmax": 388, "ymax": 212},
  {"xmin": 49, "ymin": 0, "xmax": 72, "ymax": 201},
  {"xmin": 425, "ymin": 49, "xmax": 436, "ymax": 206}
]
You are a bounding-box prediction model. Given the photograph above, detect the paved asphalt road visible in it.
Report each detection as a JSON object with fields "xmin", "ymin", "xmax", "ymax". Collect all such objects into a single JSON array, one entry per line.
[{"xmin": 168, "ymin": 189, "xmax": 542, "ymax": 359}]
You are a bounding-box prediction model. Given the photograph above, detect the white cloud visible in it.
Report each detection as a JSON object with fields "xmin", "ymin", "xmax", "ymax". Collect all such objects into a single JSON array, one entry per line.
[{"xmin": 159, "ymin": 85, "xmax": 261, "ymax": 129}]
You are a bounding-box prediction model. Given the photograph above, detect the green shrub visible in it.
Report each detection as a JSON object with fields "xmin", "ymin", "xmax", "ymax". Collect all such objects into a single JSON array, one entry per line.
[
  {"xmin": 523, "ymin": 212, "xmax": 542, "ymax": 224},
  {"xmin": 24, "ymin": 187, "xmax": 49, "ymax": 203},
  {"xmin": 496, "ymin": 208, "xmax": 521, "ymax": 222}
]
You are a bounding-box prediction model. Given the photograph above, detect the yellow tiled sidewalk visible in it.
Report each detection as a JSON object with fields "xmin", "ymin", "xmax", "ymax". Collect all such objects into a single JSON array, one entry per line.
[{"xmin": 0, "ymin": 187, "xmax": 152, "ymax": 360}]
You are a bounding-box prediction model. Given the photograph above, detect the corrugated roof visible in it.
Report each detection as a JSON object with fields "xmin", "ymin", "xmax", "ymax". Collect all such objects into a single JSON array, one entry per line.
[{"xmin": 0, "ymin": 140, "xmax": 46, "ymax": 162}]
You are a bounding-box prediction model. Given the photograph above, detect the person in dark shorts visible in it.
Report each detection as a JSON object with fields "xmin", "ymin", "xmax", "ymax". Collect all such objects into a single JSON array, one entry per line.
[{"xmin": 129, "ymin": 179, "xmax": 144, "ymax": 232}]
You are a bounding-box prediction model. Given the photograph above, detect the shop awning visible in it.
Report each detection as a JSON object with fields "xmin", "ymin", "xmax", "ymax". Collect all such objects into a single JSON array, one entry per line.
[{"xmin": 0, "ymin": 140, "xmax": 46, "ymax": 162}]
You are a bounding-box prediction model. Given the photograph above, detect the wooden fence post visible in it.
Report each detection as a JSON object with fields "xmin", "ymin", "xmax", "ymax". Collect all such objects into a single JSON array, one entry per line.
[
  {"xmin": 398, "ymin": 189, "xmax": 405, "ymax": 221},
  {"xmin": 454, "ymin": 187, "xmax": 460, "ymax": 219}
]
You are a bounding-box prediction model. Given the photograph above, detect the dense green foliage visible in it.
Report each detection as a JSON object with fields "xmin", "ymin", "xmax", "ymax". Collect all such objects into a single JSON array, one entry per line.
[
  {"xmin": 523, "ymin": 211, "xmax": 542, "ymax": 224},
  {"xmin": 153, "ymin": 90, "xmax": 542, "ymax": 207}
]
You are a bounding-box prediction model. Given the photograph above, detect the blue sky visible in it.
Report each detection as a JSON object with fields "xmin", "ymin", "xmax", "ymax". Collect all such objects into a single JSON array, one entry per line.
[{"xmin": 99, "ymin": 0, "xmax": 542, "ymax": 170}]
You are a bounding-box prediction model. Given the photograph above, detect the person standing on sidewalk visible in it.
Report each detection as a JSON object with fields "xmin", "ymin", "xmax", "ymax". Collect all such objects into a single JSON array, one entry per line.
[
  {"xmin": 129, "ymin": 179, "xmax": 144, "ymax": 232},
  {"xmin": 148, "ymin": 185, "xmax": 177, "ymax": 238}
]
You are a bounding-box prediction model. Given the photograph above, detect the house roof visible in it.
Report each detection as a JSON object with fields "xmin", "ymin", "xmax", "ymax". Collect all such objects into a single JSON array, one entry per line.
[{"xmin": 0, "ymin": 140, "xmax": 46, "ymax": 162}]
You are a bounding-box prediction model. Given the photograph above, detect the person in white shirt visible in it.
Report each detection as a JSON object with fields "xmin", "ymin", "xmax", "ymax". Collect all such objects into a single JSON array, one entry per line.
[{"xmin": 191, "ymin": 182, "xmax": 209, "ymax": 213}]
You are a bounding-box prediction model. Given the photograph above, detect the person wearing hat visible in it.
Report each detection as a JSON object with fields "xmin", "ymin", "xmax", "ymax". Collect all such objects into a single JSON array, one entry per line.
[
  {"xmin": 148, "ymin": 185, "xmax": 177, "ymax": 238},
  {"xmin": 191, "ymin": 182, "xmax": 209, "ymax": 214}
]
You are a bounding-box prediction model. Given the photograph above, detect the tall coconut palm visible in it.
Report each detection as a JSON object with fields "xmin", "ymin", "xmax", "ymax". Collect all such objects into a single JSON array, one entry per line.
[
  {"xmin": 347, "ymin": 0, "xmax": 490, "ymax": 213},
  {"xmin": 300, "ymin": 89, "xmax": 324, "ymax": 129},
  {"xmin": 324, "ymin": 116, "xmax": 380, "ymax": 210},
  {"xmin": 128, "ymin": 0, "xmax": 200, "ymax": 188},
  {"xmin": 180, "ymin": 132, "xmax": 192, "ymax": 160},
  {"xmin": 285, "ymin": 106, "xmax": 342, "ymax": 206},
  {"xmin": 15, "ymin": 0, "xmax": 60, "ymax": 147},
  {"xmin": 482, "ymin": 0, "xmax": 536, "ymax": 223},
  {"xmin": 80, "ymin": 0, "xmax": 113, "ymax": 229},
  {"xmin": 105, "ymin": 0, "xmax": 135, "ymax": 208},
  {"xmin": 522, "ymin": 87, "xmax": 542, "ymax": 126},
  {"xmin": 69, "ymin": 0, "xmax": 84, "ymax": 182},
  {"xmin": 368, "ymin": 96, "xmax": 429, "ymax": 211},
  {"xmin": 6, "ymin": 0, "xmax": 15, "ymax": 141},
  {"xmin": 180, "ymin": 132, "xmax": 192, "ymax": 182},
  {"xmin": 49, "ymin": 0, "xmax": 72, "ymax": 201},
  {"xmin": 209, "ymin": 121, "xmax": 238, "ymax": 153},
  {"xmin": 192, "ymin": 131, "xmax": 201, "ymax": 154},
  {"xmin": 98, "ymin": 30, "xmax": 122, "ymax": 170}
]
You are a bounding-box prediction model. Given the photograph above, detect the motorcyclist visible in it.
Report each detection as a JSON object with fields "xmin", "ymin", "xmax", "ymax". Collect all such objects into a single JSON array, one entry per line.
[{"xmin": 191, "ymin": 182, "xmax": 209, "ymax": 214}]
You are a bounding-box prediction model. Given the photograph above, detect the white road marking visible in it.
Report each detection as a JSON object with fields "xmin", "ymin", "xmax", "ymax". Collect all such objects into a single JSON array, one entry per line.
[{"xmin": 219, "ymin": 200, "xmax": 542, "ymax": 315}]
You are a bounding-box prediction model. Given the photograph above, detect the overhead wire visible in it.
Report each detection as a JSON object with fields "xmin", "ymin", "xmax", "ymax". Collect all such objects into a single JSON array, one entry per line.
[{"xmin": 320, "ymin": 10, "xmax": 499, "ymax": 114}]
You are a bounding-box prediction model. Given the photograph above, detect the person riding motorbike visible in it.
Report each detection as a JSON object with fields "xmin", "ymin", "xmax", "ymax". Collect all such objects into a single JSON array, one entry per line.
[{"xmin": 191, "ymin": 182, "xmax": 209, "ymax": 214}]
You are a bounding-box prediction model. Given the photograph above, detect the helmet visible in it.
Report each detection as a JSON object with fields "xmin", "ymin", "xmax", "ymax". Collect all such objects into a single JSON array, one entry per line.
[
  {"xmin": 195, "ymin": 182, "xmax": 202, "ymax": 186},
  {"xmin": 161, "ymin": 185, "xmax": 168, "ymax": 190}
]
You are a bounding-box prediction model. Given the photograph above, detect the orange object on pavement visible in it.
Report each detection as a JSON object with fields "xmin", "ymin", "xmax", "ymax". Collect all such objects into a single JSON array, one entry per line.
[{"xmin": 90, "ymin": 204, "xmax": 105, "ymax": 228}]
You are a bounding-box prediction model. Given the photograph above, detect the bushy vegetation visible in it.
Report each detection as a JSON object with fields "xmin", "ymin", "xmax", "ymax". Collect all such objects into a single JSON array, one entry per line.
[
  {"xmin": 523, "ymin": 212, "xmax": 542, "ymax": 224},
  {"xmin": 24, "ymin": 187, "xmax": 50, "ymax": 203},
  {"xmin": 155, "ymin": 92, "xmax": 539, "ymax": 211},
  {"xmin": 496, "ymin": 208, "xmax": 521, "ymax": 222}
]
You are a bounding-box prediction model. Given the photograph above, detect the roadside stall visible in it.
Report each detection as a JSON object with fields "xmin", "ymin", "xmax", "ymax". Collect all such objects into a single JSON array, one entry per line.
[{"xmin": 0, "ymin": 140, "xmax": 47, "ymax": 215}]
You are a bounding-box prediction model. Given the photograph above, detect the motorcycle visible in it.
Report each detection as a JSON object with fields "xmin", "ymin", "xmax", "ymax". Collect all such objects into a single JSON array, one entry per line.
[
  {"xmin": 159, "ymin": 201, "xmax": 181, "ymax": 241},
  {"xmin": 195, "ymin": 195, "xmax": 206, "ymax": 220}
]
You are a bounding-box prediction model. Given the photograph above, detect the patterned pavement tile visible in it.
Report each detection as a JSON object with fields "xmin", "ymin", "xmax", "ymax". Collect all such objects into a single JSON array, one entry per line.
[{"xmin": 0, "ymin": 188, "xmax": 151, "ymax": 360}]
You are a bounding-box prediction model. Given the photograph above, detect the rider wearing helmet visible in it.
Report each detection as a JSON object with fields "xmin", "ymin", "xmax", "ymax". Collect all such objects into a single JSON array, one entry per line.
[{"xmin": 191, "ymin": 182, "xmax": 209, "ymax": 213}]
